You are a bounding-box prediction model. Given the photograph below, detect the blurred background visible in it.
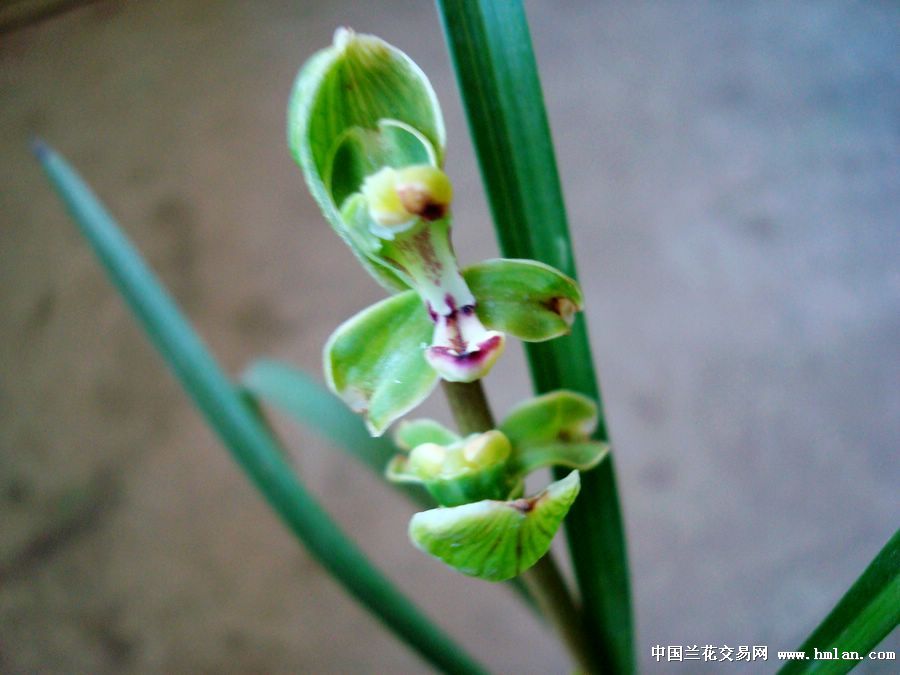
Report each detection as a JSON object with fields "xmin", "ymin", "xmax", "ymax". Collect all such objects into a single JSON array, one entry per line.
[{"xmin": 1, "ymin": 1, "xmax": 898, "ymax": 672}]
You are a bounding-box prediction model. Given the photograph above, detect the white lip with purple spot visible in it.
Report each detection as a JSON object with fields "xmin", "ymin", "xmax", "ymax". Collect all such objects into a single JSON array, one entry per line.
[{"xmin": 425, "ymin": 295, "xmax": 505, "ymax": 383}]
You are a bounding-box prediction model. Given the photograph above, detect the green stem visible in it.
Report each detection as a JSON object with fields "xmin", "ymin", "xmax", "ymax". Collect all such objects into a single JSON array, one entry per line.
[
  {"xmin": 441, "ymin": 380, "xmax": 496, "ymax": 434},
  {"xmin": 521, "ymin": 554, "xmax": 596, "ymax": 674},
  {"xmin": 441, "ymin": 379, "xmax": 595, "ymax": 673}
]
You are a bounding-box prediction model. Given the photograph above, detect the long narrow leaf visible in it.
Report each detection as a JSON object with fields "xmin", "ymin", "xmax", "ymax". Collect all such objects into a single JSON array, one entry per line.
[
  {"xmin": 242, "ymin": 359, "xmax": 398, "ymax": 474},
  {"xmin": 435, "ymin": 2, "xmax": 634, "ymax": 672},
  {"xmin": 779, "ymin": 529, "xmax": 900, "ymax": 674},
  {"xmin": 241, "ymin": 359, "xmax": 431, "ymax": 508},
  {"xmin": 34, "ymin": 141, "xmax": 488, "ymax": 675}
]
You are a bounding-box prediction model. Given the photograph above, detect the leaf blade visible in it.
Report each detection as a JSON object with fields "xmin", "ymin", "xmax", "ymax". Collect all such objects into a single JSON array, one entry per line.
[
  {"xmin": 241, "ymin": 359, "xmax": 434, "ymax": 509},
  {"xmin": 778, "ymin": 529, "xmax": 900, "ymax": 675},
  {"xmin": 35, "ymin": 142, "xmax": 489, "ymax": 675},
  {"xmin": 435, "ymin": 2, "xmax": 634, "ymax": 671}
]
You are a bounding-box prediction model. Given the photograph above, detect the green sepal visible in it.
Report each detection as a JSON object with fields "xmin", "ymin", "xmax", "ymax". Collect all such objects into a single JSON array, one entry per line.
[
  {"xmin": 409, "ymin": 471, "xmax": 581, "ymax": 581},
  {"xmin": 289, "ymin": 29, "xmax": 445, "ymax": 291},
  {"xmin": 338, "ymin": 192, "xmax": 384, "ymax": 257},
  {"xmin": 464, "ymin": 259, "xmax": 583, "ymax": 342},
  {"xmin": 324, "ymin": 291, "xmax": 436, "ymax": 436},
  {"xmin": 394, "ymin": 419, "xmax": 460, "ymax": 450},
  {"xmin": 511, "ymin": 441, "xmax": 608, "ymax": 478}
]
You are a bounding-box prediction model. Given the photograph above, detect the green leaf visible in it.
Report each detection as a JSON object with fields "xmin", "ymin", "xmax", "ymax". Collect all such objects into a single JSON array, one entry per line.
[
  {"xmin": 241, "ymin": 359, "xmax": 432, "ymax": 508},
  {"xmin": 324, "ymin": 290, "xmax": 437, "ymax": 436},
  {"xmin": 410, "ymin": 471, "xmax": 581, "ymax": 582},
  {"xmin": 288, "ymin": 29, "xmax": 445, "ymax": 291},
  {"xmin": 779, "ymin": 529, "xmax": 900, "ymax": 675},
  {"xmin": 464, "ymin": 259, "xmax": 583, "ymax": 343},
  {"xmin": 243, "ymin": 359, "xmax": 397, "ymax": 470},
  {"xmin": 395, "ymin": 418, "xmax": 461, "ymax": 450},
  {"xmin": 436, "ymin": 1, "xmax": 634, "ymax": 671},
  {"xmin": 35, "ymin": 142, "xmax": 488, "ymax": 675}
]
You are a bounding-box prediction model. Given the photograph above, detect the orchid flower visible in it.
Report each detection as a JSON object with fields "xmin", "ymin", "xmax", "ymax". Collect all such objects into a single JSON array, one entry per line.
[{"xmin": 289, "ymin": 29, "xmax": 582, "ymax": 435}]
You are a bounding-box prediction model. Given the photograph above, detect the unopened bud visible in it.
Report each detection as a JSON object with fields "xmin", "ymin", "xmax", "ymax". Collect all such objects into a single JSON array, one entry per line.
[{"xmin": 551, "ymin": 297, "xmax": 578, "ymax": 326}]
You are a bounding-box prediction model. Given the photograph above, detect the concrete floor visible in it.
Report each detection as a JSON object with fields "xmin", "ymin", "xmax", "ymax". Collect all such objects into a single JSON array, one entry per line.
[{"xmin": 1, "ymin": 1, "xmax": 897, "ymax": 672}]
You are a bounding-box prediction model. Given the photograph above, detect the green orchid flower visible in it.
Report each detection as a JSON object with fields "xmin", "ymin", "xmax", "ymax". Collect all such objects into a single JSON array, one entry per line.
[
  {"xmin": 387, "ymin": 391, "xmax": 609, "ymax": 581},
  {"xmin": 289, "ymin": 29, "xmax": 583, "ymax": 435}
]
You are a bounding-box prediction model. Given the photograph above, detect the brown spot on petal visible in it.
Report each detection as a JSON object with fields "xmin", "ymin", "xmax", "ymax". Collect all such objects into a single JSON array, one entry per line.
[
  {"xmin": 548, "ymin": 297, "xmax": 578, "ymax": 325},
  {"xmin": 509, "ymin": 496, "xmax": 537, "ymax": 514}
]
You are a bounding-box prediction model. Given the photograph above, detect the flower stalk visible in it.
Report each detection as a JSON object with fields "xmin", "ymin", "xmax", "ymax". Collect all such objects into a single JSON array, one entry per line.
[{"xmin": 440, "ymin": 378, "xmax": 596, "ymax": 673}]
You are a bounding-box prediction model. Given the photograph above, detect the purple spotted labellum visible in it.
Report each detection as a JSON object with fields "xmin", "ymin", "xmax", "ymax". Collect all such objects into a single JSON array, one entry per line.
[{"xmin": 426, "ymin": 297, "xmax": 504, "ymax": 383}]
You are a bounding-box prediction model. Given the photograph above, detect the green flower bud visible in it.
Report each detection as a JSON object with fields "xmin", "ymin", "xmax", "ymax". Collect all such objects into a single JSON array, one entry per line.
[{"xmin": 407, "ymin": 442, "xmax": 448, "ymax": 478}]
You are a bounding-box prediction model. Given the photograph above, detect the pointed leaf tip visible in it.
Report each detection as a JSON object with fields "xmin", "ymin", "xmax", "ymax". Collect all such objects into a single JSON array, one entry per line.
[{"xmin": 30, "ymin": 137, "xmax": 50, "ymax": 161}]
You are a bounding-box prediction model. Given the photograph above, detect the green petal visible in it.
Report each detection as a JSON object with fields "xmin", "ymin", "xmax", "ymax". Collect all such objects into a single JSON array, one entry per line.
[
  {"xmin": 463, "ymin": 259, "xmax": 583, "ymax": 342},
  {"xmin": 409, "ymin": 471, "xmax": 581, "ymax": 582},
  {"xmin": 385, "ymin": 455, "xmax": 422, "ymax": 484},
  {"xmin": 289, "ymin": 29, "xmax": 445, "ymax": 291},
  {"xmin": 500, "ymin": 391, "xmax": 607, "ymax": 478},
  {"xmin": 511, "ymin": 441, "xmax": 608, "ymax": 478},
  {"xmin": 394, "ymin": 418, "xmax": 461, "ymax": 450},
  {"xmin": 387, "ymin": 431, "xmax": 515, "ymax": 507},
  {"xmin": 328, "ymin": 120, "xmax": 437, "ymax": 211},
  {"xmin": 500, "ymin": 390, "xmax": 598, "ymax": 448},
  {"xmin": 324, "ymin": 291, "xmax": 437, "ymax": 435}
]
